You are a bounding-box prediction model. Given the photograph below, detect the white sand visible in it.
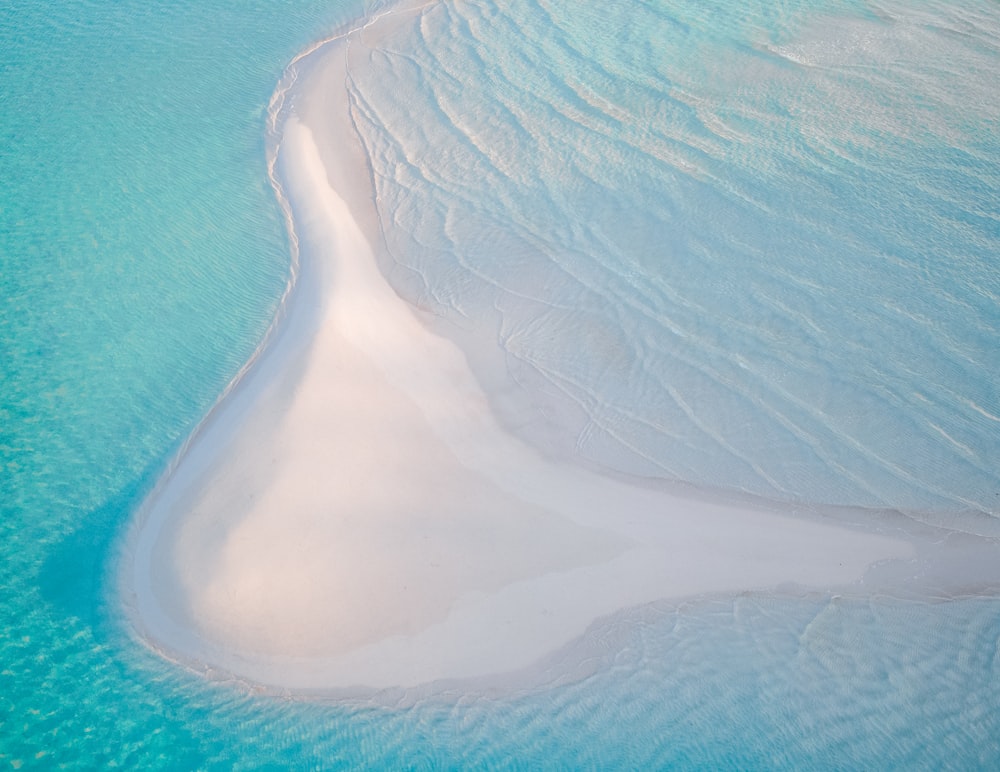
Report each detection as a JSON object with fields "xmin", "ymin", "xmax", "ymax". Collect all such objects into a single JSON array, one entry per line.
[{"xmin": 121, "ymin": 28, "xmax": 923, "ymax": 693}]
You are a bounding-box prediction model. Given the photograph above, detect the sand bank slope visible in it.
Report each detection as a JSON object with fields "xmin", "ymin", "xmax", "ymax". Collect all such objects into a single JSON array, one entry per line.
[{"xmin": 122, "ymin": 32, "xmax": 917, "ymax": 693}]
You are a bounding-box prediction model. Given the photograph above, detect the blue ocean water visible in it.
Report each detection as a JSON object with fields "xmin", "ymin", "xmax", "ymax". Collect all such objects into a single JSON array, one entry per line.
[{"xmin": 2, "ymin": 0, "xmax": 999, "ymax": 767}]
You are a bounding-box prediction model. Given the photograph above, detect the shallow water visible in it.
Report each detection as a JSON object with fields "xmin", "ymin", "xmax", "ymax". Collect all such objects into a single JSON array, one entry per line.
[
  {"xmin": 3, "ymin": 0, "xmax": 1000, "ymax": 766},
  {"xmin": 346, "ymin": 0, "xmax": 1000, "ymax": 529}
]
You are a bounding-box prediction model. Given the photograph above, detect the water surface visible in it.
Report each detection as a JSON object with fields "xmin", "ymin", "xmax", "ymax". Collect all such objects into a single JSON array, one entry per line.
[{"xmin": 2, "ymin": 0, "xmax": 999, "ymax": 766}]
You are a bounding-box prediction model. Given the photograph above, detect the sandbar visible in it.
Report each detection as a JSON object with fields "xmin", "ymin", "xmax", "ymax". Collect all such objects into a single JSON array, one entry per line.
[{"xmin": 119, "ymin": 10, "xmax": 997, "ymax": 696}]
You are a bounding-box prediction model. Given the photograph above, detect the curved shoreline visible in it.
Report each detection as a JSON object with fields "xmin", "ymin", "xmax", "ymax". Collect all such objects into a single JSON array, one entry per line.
[{"xmin": 118, "ymin": 4, "xmax": 1000, "ymax": 696}]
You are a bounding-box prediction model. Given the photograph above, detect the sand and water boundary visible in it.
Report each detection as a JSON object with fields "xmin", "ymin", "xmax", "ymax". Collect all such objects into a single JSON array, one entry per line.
[{"xmin": 117, "ymin": 4, "xmax": 1000, "ymax": 698}]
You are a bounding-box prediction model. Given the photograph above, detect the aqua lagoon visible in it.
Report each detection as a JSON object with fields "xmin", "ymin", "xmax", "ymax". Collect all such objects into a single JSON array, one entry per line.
[{"xmin": 3, "ymin": 0, "xmax": 1000, "ymax": 767}]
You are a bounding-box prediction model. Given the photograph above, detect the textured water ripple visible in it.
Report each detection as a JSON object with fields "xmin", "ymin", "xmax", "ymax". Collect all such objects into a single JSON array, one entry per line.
[{"xmin": 341, "ymin": 0, "xmax": 1000, "ymax": 529}]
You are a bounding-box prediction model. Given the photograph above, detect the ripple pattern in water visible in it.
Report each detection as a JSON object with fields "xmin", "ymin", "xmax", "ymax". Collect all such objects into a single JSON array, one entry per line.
[
  {"xmin": 343, "ymin": 0, "xmax": 1000, "ymax": 528},
  {"xmin": 3, "ymin": 0, "xmax": 1000, "ymax": 766}
]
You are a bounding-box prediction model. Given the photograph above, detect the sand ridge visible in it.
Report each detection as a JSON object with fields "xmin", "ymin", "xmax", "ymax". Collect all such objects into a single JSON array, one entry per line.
[{"xmin": 119, "ymin": 22, "xmax": 927, "ymax": 693}]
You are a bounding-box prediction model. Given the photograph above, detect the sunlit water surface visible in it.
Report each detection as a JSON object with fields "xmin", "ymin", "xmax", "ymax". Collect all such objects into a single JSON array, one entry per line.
[{"xmin": 2, "ymin": 0, "xmax": 999, "ymax": 766}]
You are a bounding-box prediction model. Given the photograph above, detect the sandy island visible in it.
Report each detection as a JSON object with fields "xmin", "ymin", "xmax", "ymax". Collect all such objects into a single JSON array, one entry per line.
[{"xmin": 119, "ymin": 7, "xmax": 1000, "ymax": 695}]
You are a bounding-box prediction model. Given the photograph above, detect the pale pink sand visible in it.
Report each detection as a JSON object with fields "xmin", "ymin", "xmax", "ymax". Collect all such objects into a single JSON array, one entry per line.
[{"xmin": 120, "ymin": 26, "xmax": 919, "ymax": 693}]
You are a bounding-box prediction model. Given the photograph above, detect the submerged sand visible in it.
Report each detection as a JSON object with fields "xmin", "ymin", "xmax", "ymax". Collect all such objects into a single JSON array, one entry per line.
[{"xmin": 120, "ymin": 14, "xmax": 998, "ymax": 695}]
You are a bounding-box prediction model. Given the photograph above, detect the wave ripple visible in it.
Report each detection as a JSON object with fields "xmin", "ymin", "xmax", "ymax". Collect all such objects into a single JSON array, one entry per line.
[{"xmin": 342, "ymin": 0, "xmax": 1000, "ymax": 530}]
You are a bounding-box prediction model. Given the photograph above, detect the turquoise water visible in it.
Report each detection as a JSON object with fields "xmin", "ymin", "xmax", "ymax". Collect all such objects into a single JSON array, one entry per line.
[{"xmin": 3, "ymin": 0, "xmax": 999, "ymax": 767}]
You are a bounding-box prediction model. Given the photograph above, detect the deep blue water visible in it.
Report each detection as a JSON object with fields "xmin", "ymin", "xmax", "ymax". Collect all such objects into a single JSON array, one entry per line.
[{"xmin": 2, "ymin": 0, "xmax": 999, "ymax": 767}]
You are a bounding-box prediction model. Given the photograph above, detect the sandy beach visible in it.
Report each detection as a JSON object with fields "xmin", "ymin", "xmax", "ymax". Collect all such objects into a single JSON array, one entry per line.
[{"xmin": 119, "ymin": 14, "xmax": 998, "ymax": 695}]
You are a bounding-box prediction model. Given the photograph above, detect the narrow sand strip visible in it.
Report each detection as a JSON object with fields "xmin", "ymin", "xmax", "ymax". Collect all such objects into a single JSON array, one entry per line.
[{"xmin": 121, "ymin": 30, "xmax": 919, "ymax": 693}]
